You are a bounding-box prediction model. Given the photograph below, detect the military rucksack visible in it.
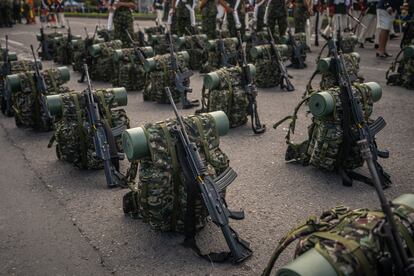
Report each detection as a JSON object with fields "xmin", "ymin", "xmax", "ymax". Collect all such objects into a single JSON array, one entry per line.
[
  {"xmin": 48, "ymin": 88, "xmax": 130, "ymax": 170},
  {"xmin": 88, "ymin": 40, "xmax": 123, "ymax": 82},
  {"xmin": 36, "ymin": 31, "xmax": 64, "ymax": 60},
  {"xmin": 53, "ymin": 35, "xmax": 81, "ymax": 65},
  {"xmin": 1, "ymin": 59, "xmax": 41, "ymax": 116},
  {"xmin": 122, "ymin": 112, "xmax": 230, "ymax": 233},
  {"xmin": 263, "ymin": 193, "xmax": 414, "ymax": 276},
  {"xmin": 201, "ymin": 37, "xmax": 240, "ymax": 73},
  {"xmin": 143, "ymin": 51, "xmax": 191, "ymax": 104},
  {"xmin": 147, "ymin": 34, "xmax": 172, "ymax": 55},
  {"xmin": 6, "ymin": 67, "xmax": 71, "ymax": 131},
  {"xmin": 386, "ymin": 45, "xmax": 414, "ymax": 90},
  {"xmin": 71, "ymin": 36, "xmax": 105, "ymax": 73},
  {"xmin": 339, "ymin": 33, "xmax": 359, "ymax": 54},
  {"xmin": 197, "ymin": 65, "xmax": 254, "ymax": 128},
  {"xmin": 274, "ymin": 82, "xmax": 390, "ymax": 186},
  {"xmin": 112, "ymin": 47, "xmax": 154, "ymax": 91},
  {"xmin": 177, "ymin": 34, "xmax": 208, "ymax": 70},
  {"xmin": 250, "ymin": 44, "xmax": 289, "ymax": 88}
]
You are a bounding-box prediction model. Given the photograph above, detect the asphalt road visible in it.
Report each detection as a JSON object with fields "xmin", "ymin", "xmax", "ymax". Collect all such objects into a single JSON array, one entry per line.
[{"xmin": 0, "ymin": 18, "xmax": 413, "ymax": 276}]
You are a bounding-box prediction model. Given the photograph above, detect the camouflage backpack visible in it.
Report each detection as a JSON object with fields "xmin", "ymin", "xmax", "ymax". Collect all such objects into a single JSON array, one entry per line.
[
  {"xmin": 245, "ymin": 31, "xmax": 271, "ymax": 61},
  {"xmin": 197, "ymin": 66, "xmax": 251, "ymax": 128},
  {"xmin": 386, "ymin": 45, "xmax": 414, "ymax": 90},
  {"xmin": 201, "ymin": 37, "xmax": 240, "ymax": 73},
  {"xmin": 53, "ymin": 35, "xmax": 81, "ymax": 65},
  {"xmin": 6, "ymin": 67, "xmax": 71, "ymax": 131},
  {"xmin": 274, "ymin": 82, "xmax": 390, "ymax": 186},
  {"xmin": 1, "ymin": 59, "xmax": 41, "ymax": 116},
  {"xmin": 48, "ymin": 88, "xmax": 130, "ymax": 170},
  {"xmin": 36, "ymin": 31, "xmax": 64, "ymax": 60},
  {"xmin": 143, "ymin": 51, "xmax": 191, "ymax": 104},
  {"xmin": 122, "ymin": 112, "xmax": 230, "ymax": 233},
  {"xmin": 177, "ymin": 34, "xmax": 208, "ymax": 70},
  {"xmin": 148, "ymin": 34, "xmax": 171, "ymax": 55},
  {"xmin": 305, "ymin": 51, "xmax": 362, "ymax": 95},
  {"xmin": 72, "ymin": 36, "xmax": 105, "ymax": 73},
  {"xmin": 263, "ymin": 193, "xmax": 414, "ymax": 276},
  {"xmin": 89, "ymin": 40, "xmax": 123, "ymax": 82},
  {"xmin": 112, "ymin": 47, "xmax": 154, "ymax": 91},
  {"xmin": 339, "ymin": 33, "xmax": 358, "ymax": 54},
  {"xmin": 96, "ymin": 29, "xmax": 113, "ymax": 42},
  {"xmin": 249, "ymin": 44, "xmax": 289, "ymax": 88}
]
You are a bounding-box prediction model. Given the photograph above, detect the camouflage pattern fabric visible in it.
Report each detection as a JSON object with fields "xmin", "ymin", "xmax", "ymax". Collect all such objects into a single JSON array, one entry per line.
[
  {"xmin": 178, "ymin": 35, "xmax": 208, "ymax": 70},
  {"xmin": 113, "ymin": 5, "xmax": 134, "ymax": 47},
  {"xmin": 201, "ymin": 38, "xmax": 239, "ymax": 73},
  {"xmin": 0, "ymin": 0, "xmax": 13, "ymax": 27},
  {"xmin": 266, "ymin": 0, "xmax": 288, "ymax": 37},
  {"xmin": 201, "ymin": 0, "xmax": 218, "ymax": 39},
  {"xmin": 97, "ymin": 29, "xmax": 113, "ymax": 42},
  {"xmin": 276, "ymin": 83, "xmax": 376, "ymax": 172},
  {"xmin": 341, "ymin": 34, "xmax": 358, "ymax": 53},
  {"xmin": 11, "ymin": 68, "xmax": 70, "ymax": 131},
  {"xmin": 112, "ymin": 48, "xmax": 148, "ymax": 91},
  {"xmin": 245, "ymin": 31, "xmax": 270, "ymax": 60},
  {"xmin": 71, "ymin": 37, "xmax": 104, "ymax": 73},
  {"xmin": 1, "ymin": 60, "xmax": 39, "ymax": 112},
  {"xmin": 90, "ymin": 40, "xmax": 123, "ymax": 82},
  {"xmin": 199, "ymin": 66, "xmax": 248, "ymax": 128},
  {"xmin": 250, "ymin": 44, "xmax": 289, "ymax": 88},
  {"xmin": 144, "ymin": 52, "xmax": 190, "ymax": 103},
  {"xmin": 386, "ymin": 47, "xmax": 414, "ymax": 90},
  {"xmin": 227, "ymin": 0, "xmax": 246, "ymax": 38},
  {"xmin": 123, "ymin": 113, "xmax": 229, "ymax": 233},
  {"xmin": 401, "ymin": 21, "xmax": 414, "ymax": 49},
  {"xmin": 171, "ymin": 0, "xmax": 193, "ymax": 36},
  {"xmin": 144, "ymin": 26, "xmax": 165, "ymax": 36},
  {"xmin": 264, "ymin": 202, "xmax": 414, "ymax": 275},
  {"xmin": 50, "ymin": 89, "xmax": 130, "ymax": 169},
  {"xmin": 148, "ymin": 34, "xmax": 171, "ymax": 55},
  {"xmin": 293, "ymin": 0, "xmax": 310, "ymax": 33}
]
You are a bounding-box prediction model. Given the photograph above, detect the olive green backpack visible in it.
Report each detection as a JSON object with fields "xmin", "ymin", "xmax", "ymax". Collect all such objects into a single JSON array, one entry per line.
[
  {"xmin": 263, "ymin": 194, "xmax": 414, "ymax": 276},
  {"xmin": 386, "ymin": 45, "xmax": 414, "ymax": 90}
]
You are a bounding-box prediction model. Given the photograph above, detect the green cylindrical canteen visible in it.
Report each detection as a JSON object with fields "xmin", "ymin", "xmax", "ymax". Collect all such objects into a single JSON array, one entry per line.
[
  {"xmin": 57, "ymin": 66, "xmax": 71, "ymax": 83},
  {"xmin": 109, "ymin": 87, "xmax": 128, "ymax": 107},
  {"xmin": 392, "ymin": 193, "xmax": 414, "ymax": 209},
  {"xmin": 404, "ymin": 45, "xmax": 414, "ymax": 59},
  {"xmin": 363, "ymin": 82, "xmax": 382, "ymax": 102},
  {"xmin": 6, "ymin": 74, "xmax": 21, "ymax": 93},
  {"xmin": 46, "ymin": 94, "xmax": 63, "ymax": 117},
  {"xmin": 308, "ymin": 91, "xmax": 335, "ymax": 117},
  {"xmin": 276, "ymin": 248, "xmax": 338, "ymax": 276},
  {"xmin": 317, "ymin": 58, "xmax": 332, "ymax": 73},
  {"xmin": 143, "ymin": 57, "xmax": 156, "ymax": 72},
  {"xmin": 123, "ymin": 111, "xmax": 229, "ymax": 161},
  {"xmin": 89, "ymin": 44, "xmax": 101, "ymax": 57}
]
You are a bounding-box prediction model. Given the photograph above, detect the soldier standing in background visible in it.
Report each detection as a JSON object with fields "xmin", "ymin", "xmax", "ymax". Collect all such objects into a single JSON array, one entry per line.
[
  {"xmin": 13, "ymin": 0, "xmax": 22, "ymax": 24},
  {"xmin": 293, "ymin": 0, "xmax": 311, "ymax": 33},
  {"xmin": 310, "ymin": 0, "xmax": 326, "ymax": 45},
  {"xmin": 200, "ymin": 0, "xmax": 218, "ymax": 39},
  {"xmin": 168, "ymin": 0, "xmax": 196, "ymax": 35},
  {"xmin": 153, "ymin": 0, "xmax": 164, "ymax": 26},
  {"xmin": 227, "ymin": 0, "xmax": 246, "ymax": 37},
  {"xmin": 249, "ymin": 0, "xmax": 268, "ymax": 32},
  {"xmin": 323, "ymin": 0, "xmax": 348, "ymax": 39},
  {"xmin": 112, "ymin": 0, "xmax": 136, "ymax": 47},
  {"xmin": 1, "ymin": 0, "xmax": 14, "ymax": 28},
  {"xmin": 264, "ymin": 0, "xmax": 288, "ymax": 37},
  {"xmin": 357, "ymin": 0, "xmax": 378, "ymax": 47},
  {"xmin": 55, "ymin": 0, "xmax": 66, "ymax": 28}
]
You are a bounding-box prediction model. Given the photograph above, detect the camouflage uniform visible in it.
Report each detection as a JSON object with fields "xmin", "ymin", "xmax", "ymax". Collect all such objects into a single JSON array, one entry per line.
[
  {"xmin": 227, "ymin": 0, "xmax": 246, "ymax": 38},
  {"xmin": 171, "ymin": 0, "xmax": 193, "ymax": 36},
  {"xmin": 201, "ymin": 0, "xmax": 218, "ymax": 39},
  {"xmin": 266, "ymin": 0, "xmax": 288, "ymax": 37},
  {"xmin": 293, "ymin": 0, "xmax": 309, "ymax": 33},
  {"xmin": 0, "ymin": 0, "xmax": 13, "ymax": 28},
  {"xmin": 113, "ymin": 1, "xmax": 134, "ymax": 47}
]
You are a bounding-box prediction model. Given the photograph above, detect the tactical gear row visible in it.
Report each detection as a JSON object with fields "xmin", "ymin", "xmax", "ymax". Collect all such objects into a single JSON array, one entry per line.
[{"xmin": 0, "ymin": 12, "xmax": 413, "ymax": 275}]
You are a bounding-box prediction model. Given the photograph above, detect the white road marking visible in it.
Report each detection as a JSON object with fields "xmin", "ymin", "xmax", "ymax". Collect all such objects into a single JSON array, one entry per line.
[
  {"xmin": 1, "ymin": 38, "xmax": 25, "ymax": 47},
  {"xmin": 360, "ymin": 66, "xmax": 387, "ymax": 72}
]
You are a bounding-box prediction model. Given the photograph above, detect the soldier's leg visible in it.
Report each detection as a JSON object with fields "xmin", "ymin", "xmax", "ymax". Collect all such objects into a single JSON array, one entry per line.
[{"xmin": 278, "ymin": 16, "xmax": 288, "ymax": 37}]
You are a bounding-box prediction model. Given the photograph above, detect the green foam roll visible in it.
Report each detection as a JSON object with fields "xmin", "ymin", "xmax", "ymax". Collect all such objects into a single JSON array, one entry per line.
[
  {"xmin": 57, "ymin": 67, "xmax": 71, "ymax": 83},
  {"xmin": 46, "ymin": 94, "xmax": 63, "ymax": 117},
  {"xmin": 144, "ymin": 51, "xmax": 189, "ymax": 72},
  {"xmin": 204, "ymin": 64, "xmax": 256, "ymax": 90},
  {"xmin": 8, "ymin": 52, "xmax": 17, "ymax": 61},
  {"xmin": 317, "ymin": 58, "xmax": 332, "ymax": 73},
  {"xmin": 109, "ymin": 87, "xmax": 128, "ymax": 107},
  {"xmin": 350, "ymin": 52, "xmax": 360, "ymax": 62},
  {"xmin": 176, "ymin": 37, "xmax": 186, "ymax": 48},
  {"xmin": 113, "ymin": 49, "xmax": 124, "ymax": 62},
  {"xmin": 206, "ymin": 37, "xmax": 238, "ymax": 50},
  {"xmin": 392, "ymin": 193, "xmax": 414, "ymax": 209},
  {"xmin": 250, "ymin": 44, "xmax": 288, "ymax": 59},
  {"xmin": 5, "ymin": 74, "xmax": 21, "ymax": 93},
  {"xmin": 276, "ymin": 248, "xmax": 338, "ymax": 276},
  {"xmin": 308, "ymin": 91, "xmax": 335, "ymax": 117},
  {"xmin": 122, "ymin": 111, "xmax": 229, "ymax": 161},
  {"xmin": 404, "ymin": 45, "xmax": 414, "ymax": 59},
  {"xmin": 363, "ymin": 82, "xmax": 382, "ymax": 102},
  {"xmin": 141, "ymin": 46, "xmax": 154, "ymax": 58},
  {"xmin": 89, "ymin": 44, "xmax": 101, "ymax": 57}
]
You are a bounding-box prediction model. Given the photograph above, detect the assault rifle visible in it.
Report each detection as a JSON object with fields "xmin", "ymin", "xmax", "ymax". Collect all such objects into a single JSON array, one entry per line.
[
  {"xmin": 82, "ymin": 64, "xmax": 127, "ymax": 188},
  {"xmin": 65, "ymin": 20, "xmax": 73, "ymax": 65},
  {"xmin": 165, "ymin": 86, "xmax": 252, "ymax": 263},
  {"xmin": 126, "ymin": 30, "xmax": 147, "ymax": 65},
  {"xmin": 185, "ymin": 27, "xmax": 206, "ymax": 52},
  {"xmin": 328, "ymin": 38, "xmax": 414, "ymax": 276},
  {"xmin": 37, "ymin": 22, "xmax": 53, "ymax": 60},
  {"xmin": 266, "ymin": 27, "xmax": 295, "ymax": 92},
  {"xmin": 217, "ymin": 30, "xmax": 230, "ymax": 67},
  {"xmin": 167, "ymin": 31, "xmax": 199, "ymax": 109},
  {"xmin": 78, "ymin": 26, "xmax": 98, "ymax": 83},
  {"xmin": 287, "ymin": 25, "xmax": 306, "ymax": 69},
  {"xmin": 30, "ymin": 45, "xmax": 52, "ymax": 125},
  {"xmin": 136, "ymin": 23, "xmax": 147, "ymax": 46},
  {"xmin": 236, "ymin": 31, "xmax": 266, "ymax": 134},
  {"xmin": 1, "ymin": 35, "xmax": 12, "ymax": 116}
]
